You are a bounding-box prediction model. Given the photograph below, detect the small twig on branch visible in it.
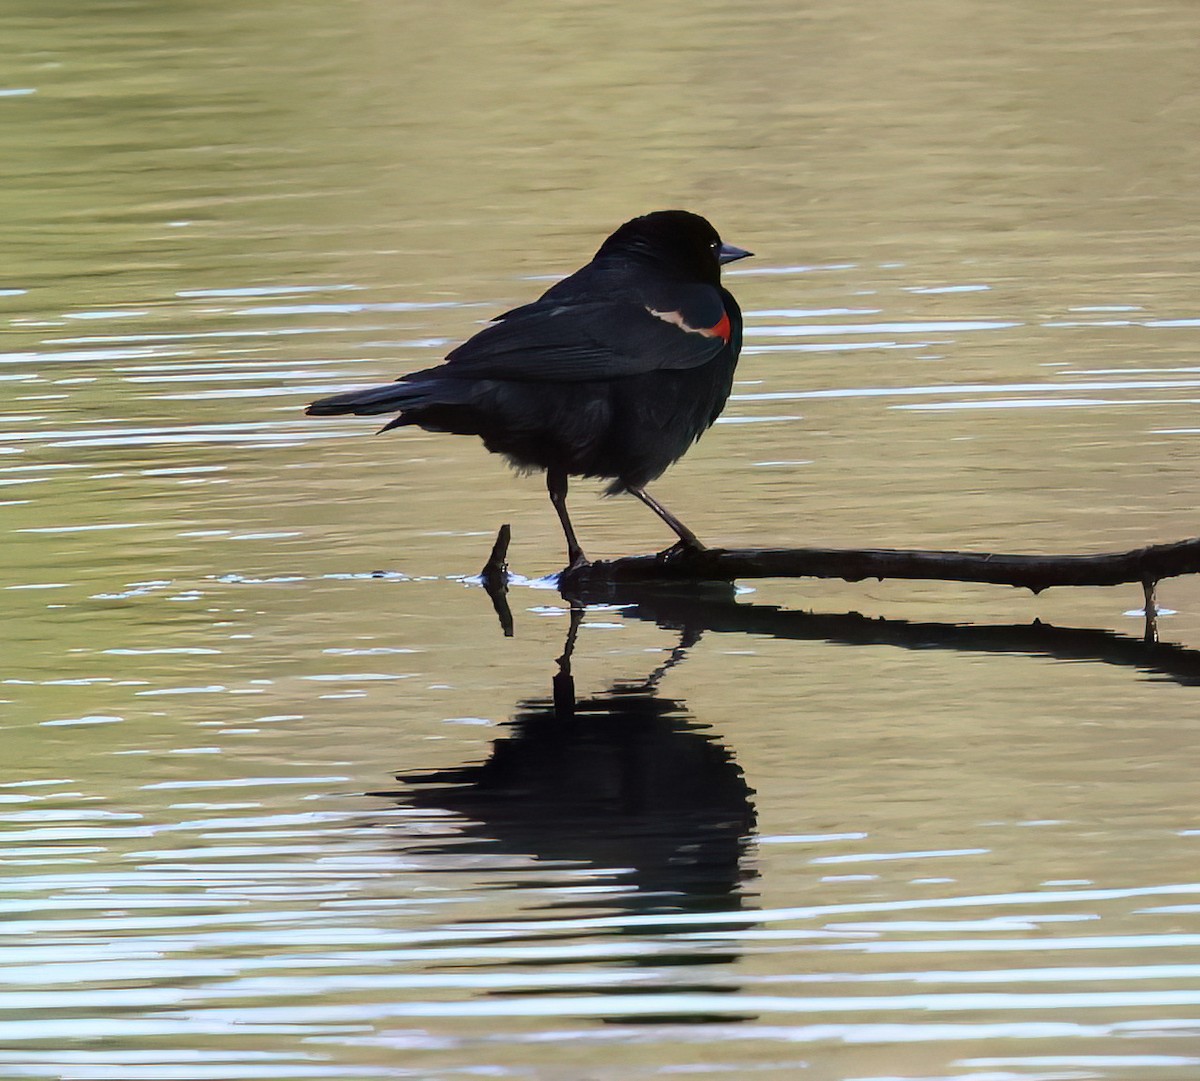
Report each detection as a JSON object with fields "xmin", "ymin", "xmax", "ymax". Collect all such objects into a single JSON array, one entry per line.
[
  {"xmin": 479, "ymin": 524, "xmax": 514, "ymax": 637},
  {"xmin": 556, "ymin": 536, "xmax": 1200, "ymax": 596},
  {"xmin": 480, "ymin": 523, "xmax": 512, "ymax": 581},
  {"xmin": 1142, "ymin": 578, "xmax": 1159, "ymax": 644}
]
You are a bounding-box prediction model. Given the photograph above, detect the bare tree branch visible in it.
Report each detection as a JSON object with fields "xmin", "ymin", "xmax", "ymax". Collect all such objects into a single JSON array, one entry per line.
[{"xmin": 556, "ymin": 536, "xmax": 1200, "ymax": 596}]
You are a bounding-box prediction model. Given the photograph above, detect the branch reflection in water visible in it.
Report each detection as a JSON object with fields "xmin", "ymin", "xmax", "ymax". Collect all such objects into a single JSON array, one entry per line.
[{"xmin": 560, "ymin": 580, "xmax": 1200, "ymax": 688}]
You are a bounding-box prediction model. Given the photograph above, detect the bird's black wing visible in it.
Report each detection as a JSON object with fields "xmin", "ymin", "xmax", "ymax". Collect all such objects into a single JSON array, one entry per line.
[{"xmin": 424, "ymin": 296, "xmax": 731, "ymax": 383}]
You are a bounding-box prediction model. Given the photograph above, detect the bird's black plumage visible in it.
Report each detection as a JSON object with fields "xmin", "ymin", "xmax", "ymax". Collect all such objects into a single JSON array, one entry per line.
[{"xmin": 306, "ymin": 210, "xmax": 751, "ymax": 566}]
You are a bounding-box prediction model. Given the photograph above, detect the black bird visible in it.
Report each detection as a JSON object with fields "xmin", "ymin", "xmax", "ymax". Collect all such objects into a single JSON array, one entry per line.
[{"xmin": 306, "ymin": 210, "xmax": 751, "ymax": 567}]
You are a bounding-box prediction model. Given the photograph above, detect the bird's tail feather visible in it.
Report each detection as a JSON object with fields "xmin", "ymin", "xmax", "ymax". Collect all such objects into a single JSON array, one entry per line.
[
  {"xmin": 306, "ymin": 382, "xmax": 426, "ymax": 417},
  {"xmin": 307, "ymin": 378, "xmax": 482, "ymax": 441}
]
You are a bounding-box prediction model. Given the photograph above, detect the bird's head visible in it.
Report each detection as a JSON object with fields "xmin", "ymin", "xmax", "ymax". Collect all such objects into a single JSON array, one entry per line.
[{"xmin": 599, "ymin": 210, "xmax": 752, "ymax": 283}]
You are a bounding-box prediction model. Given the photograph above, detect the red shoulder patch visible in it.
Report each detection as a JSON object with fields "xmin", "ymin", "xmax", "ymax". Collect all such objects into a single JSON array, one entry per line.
[
  {"xmin": 648, "ymin": 306, "xmax": 731, "ymax": 343},
  {"xmin": 707, "ymin": 310, "xmax": 731, "ymax": 343}
]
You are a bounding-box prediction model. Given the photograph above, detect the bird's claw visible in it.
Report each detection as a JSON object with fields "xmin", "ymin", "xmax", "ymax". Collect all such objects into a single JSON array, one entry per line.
[
  {"xmin": 565, "ymin": 551, "xmax": 591, "ymax": 572},
  {"xmin": 655, "ymin": 540, "xmax": 705, "ymax": 563}
]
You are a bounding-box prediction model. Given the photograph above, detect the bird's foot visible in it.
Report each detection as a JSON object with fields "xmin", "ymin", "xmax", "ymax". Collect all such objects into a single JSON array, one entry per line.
[{"xmin": 655, "ymin": 539, "xmax": 706, "ymax": 563}]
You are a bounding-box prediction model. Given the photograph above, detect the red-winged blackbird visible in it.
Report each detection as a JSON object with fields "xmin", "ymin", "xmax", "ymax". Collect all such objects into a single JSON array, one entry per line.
[{"xmin": 307, "ymin": 210, "xmax": 751, "ymax": 567}]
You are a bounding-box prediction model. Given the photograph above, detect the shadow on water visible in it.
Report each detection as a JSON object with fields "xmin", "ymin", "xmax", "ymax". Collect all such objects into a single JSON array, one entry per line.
[
  {"xmin": 377, "ymin": 608, "xmax": 759, "ymax": 1021},
  {"xmin": 372, "ymin": 575, "xmax": 1199, "ymax": 1024}
]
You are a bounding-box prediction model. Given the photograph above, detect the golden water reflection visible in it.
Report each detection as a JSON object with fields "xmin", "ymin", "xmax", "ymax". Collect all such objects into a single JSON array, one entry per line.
[{"xmin": 4, "ymin": 0, "xmax": 1200, "ymax": 1076}]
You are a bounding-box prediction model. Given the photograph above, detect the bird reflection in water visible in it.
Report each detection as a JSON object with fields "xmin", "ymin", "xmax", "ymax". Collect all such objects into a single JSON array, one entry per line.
[{"xmin": 381, "ymin": 606, "xmax": 758, "ymax": 1016}]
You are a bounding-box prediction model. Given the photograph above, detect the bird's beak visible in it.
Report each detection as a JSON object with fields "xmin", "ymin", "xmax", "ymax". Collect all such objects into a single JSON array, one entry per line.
[{"xmin": 718, "ymin": 243, "xmax": 753, "ymax": 265}]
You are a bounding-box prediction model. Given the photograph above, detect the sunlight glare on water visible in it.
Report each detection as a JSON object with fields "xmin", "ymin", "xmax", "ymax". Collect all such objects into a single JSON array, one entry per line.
[{"xmin": 3, "ymin": 0, "xmax": 1200, "ymax": 1078}]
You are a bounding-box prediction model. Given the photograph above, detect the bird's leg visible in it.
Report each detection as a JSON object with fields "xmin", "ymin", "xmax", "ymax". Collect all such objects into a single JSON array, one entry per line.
[
  {"xmin": 552, "ymin": 602, "xmax": 583, "ymax": 720},
  {"xmin": 628, "ymin": 486, "xmax": 705, "ymax": 553},
  {"xmin": 547, "ymin": 468, "xmax": 588, "ymax": 568}
]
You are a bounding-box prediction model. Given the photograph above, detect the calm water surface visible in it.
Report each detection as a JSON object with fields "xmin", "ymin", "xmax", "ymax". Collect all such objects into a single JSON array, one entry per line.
[{"xmin": 4, "ymin": 1, "xmax": 1200, "ymax": 1078}]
